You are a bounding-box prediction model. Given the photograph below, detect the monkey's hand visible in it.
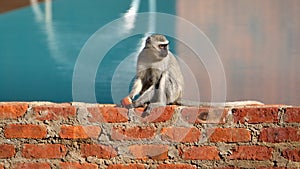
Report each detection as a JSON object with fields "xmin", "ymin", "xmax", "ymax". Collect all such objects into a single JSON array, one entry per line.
[{"xmin": 121, "ymin": 96, "xmax": 133, "ymax": 108}]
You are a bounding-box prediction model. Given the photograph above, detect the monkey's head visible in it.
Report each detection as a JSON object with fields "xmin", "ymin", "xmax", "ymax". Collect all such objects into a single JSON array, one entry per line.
[{"xmin": 145, "ymin": 34, "xmax": 169, "ymax": 59}]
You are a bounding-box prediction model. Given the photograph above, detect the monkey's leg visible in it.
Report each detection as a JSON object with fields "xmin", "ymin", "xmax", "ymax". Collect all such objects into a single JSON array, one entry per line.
[
  {"xmin": 143, "ymin": 72, "xmax": 168, "ymax": 116},
  {"xmin": 133, "ymin": 85, "xmax": 155, "ymax": 107}
]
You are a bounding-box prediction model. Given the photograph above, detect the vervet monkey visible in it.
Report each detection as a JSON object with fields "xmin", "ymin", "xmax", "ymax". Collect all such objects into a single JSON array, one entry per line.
[{"xmin": 121, "ymin": 34, "xmax": 262, "ymax": 116}]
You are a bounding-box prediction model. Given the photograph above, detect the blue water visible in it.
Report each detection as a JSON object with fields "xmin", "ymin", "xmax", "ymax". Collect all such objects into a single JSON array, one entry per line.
[{"xmin": 0, "ymin": 0, "xmax": 176, "ymax": 103}]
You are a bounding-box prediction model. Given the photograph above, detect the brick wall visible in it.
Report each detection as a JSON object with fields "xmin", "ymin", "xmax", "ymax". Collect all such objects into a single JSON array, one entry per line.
[{"xmin": 0, "ymin": 102, "xmax": 299, "ymax": 168}]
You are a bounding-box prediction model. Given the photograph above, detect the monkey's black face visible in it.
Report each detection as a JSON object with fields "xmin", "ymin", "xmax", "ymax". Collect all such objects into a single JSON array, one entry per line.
[{"xmin": 158, "ymin": 44, "xmax": 168, "ymax": 58}]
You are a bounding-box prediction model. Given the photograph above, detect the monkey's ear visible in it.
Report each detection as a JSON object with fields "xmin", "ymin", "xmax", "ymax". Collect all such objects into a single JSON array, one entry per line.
[
  {"xmin": 146, "ymin": 37, "xmax": 151, "ymax": 44},
  {"xmin": 144, "ymin": 37, "xmax": 152, "ymax": 48}
]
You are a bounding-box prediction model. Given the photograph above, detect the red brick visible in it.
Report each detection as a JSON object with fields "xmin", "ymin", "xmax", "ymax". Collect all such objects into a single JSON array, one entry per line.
[
  {"xmin": 209, "ymin": 128, "xmax": 251, "ymax": 142},
  {"xmin": 160, "ymin": 127, "xmax": 200, "ymax": 142},
  {"xmin": 134, "ymin": 106, "xmax": 176, "ymax": 123},
  {"xmin": 81, "ymin": 144, "xmax": 117, "ymax": 159},
  {"xmin": 59, "ymin": 125, "xmax": 101, "ymax": 139},
  {"xmin": 259, "ymin": 127, "xmax": 300, "ymax": 143},
  {"xmin": 180, "ymin": 146, "xmax": 220, "ymax": 160},
  {"xmin": 282, "ymin": 148, "xmax": 300, "ymax": 162},
  {"xmin": 0, "ymin": 103, "xmax": 28, "ymax": 119},
  {"xmin": 107, "ymin": 164, "xmax": 145, "ymax": 169},
  {"xmin": 11, "ymin": 163, "xmax": 51, "ymax": 169},
  {"xmin": 32, "ymin": 104, "xmax": 76, "ymax": 121},
  {"xmin": 87, "ymin": 107, "xmax": 128, "ymax": 123},
  {"xmin": 0, "ymin": 144, "xmax": 15, "ymax": 158},
  {"xmin": 181, "ymin": 107, "xmax": 227, "ymax": 124},
  {"xmin": 4, "ymin": 124, "xmax": 47, "ymax": 138},
  {"xmin": 111, "ymin": 126, "xmax": 156, "ymax": 140},
  {"xmin": 60, "ymin": 162, "xmax": 98, "ymax": 169},
  {"xmin": 129, "ymin": 144, "xmax": 168, "ymax": 160},
  {"xmin": 157, "ymin": 164, "xmax": 197, "ymax": 169},
  {"xmin": 22, "ymin": 144, "xmax": 66, "ymax": 159},
  {"xmin": 228, "ymin": 146, "xmax": 273, "ymax": 160},
  {"xmin": 232, "ymin": 107, "xmax": 279, "ymax": 124},
  {"xmin": 284, "ymin": 107, "xmax": 300, "ymax": 123}
]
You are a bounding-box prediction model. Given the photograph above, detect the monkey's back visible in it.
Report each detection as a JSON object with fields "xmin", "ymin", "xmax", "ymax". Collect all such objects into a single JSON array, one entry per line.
[{"xmin": 165, "ymin": 53, "xmax": 184, "ymax": 103}]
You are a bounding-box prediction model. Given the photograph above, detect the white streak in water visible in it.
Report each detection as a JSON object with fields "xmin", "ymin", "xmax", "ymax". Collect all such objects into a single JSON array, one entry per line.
[
  {"xmin": 124, "ymin": 0, "xmax": 140, "ymax": 31},
  {"xmin": 30, "ymin": 0, "xmax": 70, "ymax": 70},
  {"xmin": 148, "ymin": 0, "xmax": 156, "ymax": 33},
  {"xmin": 120, "ymin": 0, "xmax": 140, "ymax": 35},
  {"xmin": 30, "ymin": 0, "xmax": 43, "ymax": 21},
  {"xmin": 45, "ymin": 0, "xmax": 52, "ymax": 22},
  {"xmin": 136, "ymin": 0, "xmax": 156, "ymax": 53}
]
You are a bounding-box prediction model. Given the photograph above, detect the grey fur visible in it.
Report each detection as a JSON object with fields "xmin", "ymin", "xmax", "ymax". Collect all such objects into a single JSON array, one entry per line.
[
  {"xmin": 125, "ymin": 34, "xmax": 183, "ymax": 115},
  {"xmin": 123, "ymin": 34, "xmax": 263, "ymax": 116}
]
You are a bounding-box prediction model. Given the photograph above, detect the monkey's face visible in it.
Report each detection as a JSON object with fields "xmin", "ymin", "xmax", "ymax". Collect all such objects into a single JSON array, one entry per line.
[
  {"xmin": 156, "ymin": 42, "xmax": 169, "ymax": 58},
  {"xmin": 146, "ymin": 34, "xmax": 169, "ymax": 59}
]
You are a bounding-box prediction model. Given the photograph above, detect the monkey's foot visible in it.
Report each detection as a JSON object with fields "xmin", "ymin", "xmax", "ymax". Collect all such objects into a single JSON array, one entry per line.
[{"xmin": 141, "ymin": 111, "xmax": 150, "ymax": 118}]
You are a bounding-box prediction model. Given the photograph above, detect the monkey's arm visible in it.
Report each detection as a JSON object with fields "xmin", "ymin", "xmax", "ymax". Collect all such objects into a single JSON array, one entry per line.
[
  {"xmin": 121, "ymin": 78, "xmax": 143, "ymax": 107},
  {"xmin": 128, "ymin": 78, "xmax": 143, "ymax": 99}
]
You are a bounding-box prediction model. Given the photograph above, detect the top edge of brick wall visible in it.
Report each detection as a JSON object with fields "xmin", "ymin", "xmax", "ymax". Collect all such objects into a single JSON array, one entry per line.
[
  {"xmin": 0, "ymin": 102, "xmax": 297, "ymax": 112},
  {"xmin": 1, "ymin": 102, "xmax": 299, "ymax": 123},
  {"xmin": 0, "ymin": 101, "xmax": 295, "ymax": 107}
]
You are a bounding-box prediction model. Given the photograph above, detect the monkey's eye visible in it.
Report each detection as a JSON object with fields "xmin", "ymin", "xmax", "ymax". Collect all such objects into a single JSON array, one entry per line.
[{"xmin": 158, "ymin": 44, "xmax": 168, "ymax": 49}]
